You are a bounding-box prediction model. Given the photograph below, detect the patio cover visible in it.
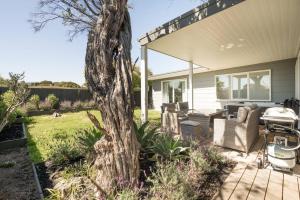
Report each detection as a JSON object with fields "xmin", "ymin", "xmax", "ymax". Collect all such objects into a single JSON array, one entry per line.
[{"xmin": 139, "ymin": 0, "xmax": 300, "ymax": 121}]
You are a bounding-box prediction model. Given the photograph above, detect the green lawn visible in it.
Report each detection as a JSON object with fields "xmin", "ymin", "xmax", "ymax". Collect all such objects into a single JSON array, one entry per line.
[{"xmin": 26, "ymin": 109, "xmax": 160, "ymax": 163}]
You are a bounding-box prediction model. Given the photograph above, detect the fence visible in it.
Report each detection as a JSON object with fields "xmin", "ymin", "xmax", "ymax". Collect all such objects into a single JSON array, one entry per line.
[
  {"xmin": 0, "ymin": 86, "xmax": 151, "ymax": 108},
  {"xmin": 0, "ymin": 86, "xmax": 92, "ymax": 102}
]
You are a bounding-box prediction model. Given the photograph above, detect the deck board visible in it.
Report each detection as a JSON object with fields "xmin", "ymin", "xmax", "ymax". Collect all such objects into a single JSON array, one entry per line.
[
  {"xmin": 247, "ymin": 168, "xmax": 271, "ymax": 200},
  {"xmin": 229, "ymin": 165, "xmax": 258, "ymax": 200},
  {"xmin": 283, "ymin": 173, "xmax": 299, "ymax": 200},
  {"xmin": 213, "ymin": 162, "xmax": 247, "ymax": 200},
  {"xmin": 210, "ymin": 132, "xmax": 300, "ymax": 200},
  {"xmin": 264, "ymin": 170, "xmax": 283, "ymax": 200}
]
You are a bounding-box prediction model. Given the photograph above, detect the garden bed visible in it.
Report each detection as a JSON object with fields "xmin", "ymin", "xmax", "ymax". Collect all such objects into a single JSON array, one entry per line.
[
  {"xmin": 0, "ymin": 147, "xmax": 40, "ymax": 199},
  {"xmin": 34, "ymin": 152, "xmax": 236, "ymax": 199},
  {"xmin": 0, "ymin": 122, "xmax": 27, "ymax": 151},
  {"xmin": 34, "ymin": 156, "xmax": 85, "ymax": 196}
]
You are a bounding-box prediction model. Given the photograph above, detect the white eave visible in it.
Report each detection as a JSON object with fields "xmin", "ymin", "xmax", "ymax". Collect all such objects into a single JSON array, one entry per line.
[{"xmin": 140, "ymin": 0, "xmax": 300, "ymax": 72}]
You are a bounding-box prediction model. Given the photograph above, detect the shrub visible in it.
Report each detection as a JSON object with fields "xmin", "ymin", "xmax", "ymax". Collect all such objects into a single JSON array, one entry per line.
[
  {"xmin": 86, "ymin": 100, "xmax": 96, "ymax": 108},
  {"xmin": 2, "ymin": 90, "xmax": 15, "ymax": 105},
  {"xmin": 151, "ymin": 134, "xmax": 189, "ymax": 162},
  {"xmin": 47, "ymin": 176, "xmax": 95, "ymax": 200},
  {"xmin": 23, "ymin": 103, "xmax": 37, "ymax": 112},
  {"xmin": 81, "ymin": 100, "xmax": 96, "ymax": 109},
  {"xmin": 59, "ymin": 100, "xmax": 72, "ymax": 111},
  {"xmin": 201, "ymin": 146, "xmax": 225, "ymax": 168},
  {"xmin": 147, "ymin": 148, "xmax": 228, "ymax": 200},
  {"xmin": 147, "ymin": 161, "xmax": 196, "ymax": 200},
  {"xmin": 46, "ymin": 94, "xmax": 59, "ymax": 109},
  {"xmin": 46, "ymin": 161, "xmax": 96, "ymax": 200},
  {"xmin": 72, "ymin": 100, "xmax": 82, "ymax": 110},
  {"xmin": 134, "ymin": 121, "xmax": 158, "ymax": 157},
  {"xmin": 39, "ymin": 100, "xmax": 52, "ymax": 111},
  {"xmin": 115, "ymin": 187, "xmax": 141, "ymax": 200},
  {"xmin": 28, "ymin": 94, "xmax": 40, "ymax": 110},
  {"xmin": 189, "ymin": 150, "xmax": 211, "ymax": 174},
  {"xmin": 47, "ymin": 137, "xmax": 81, "ymax": 165},
  {"xmin": 77, "ymin": 127, "xmax": 103, "ymax": 160}
]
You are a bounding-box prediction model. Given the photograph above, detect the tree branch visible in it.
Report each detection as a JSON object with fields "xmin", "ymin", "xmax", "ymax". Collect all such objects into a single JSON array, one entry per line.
[{"xmin": 83, "ymin": 0, "xmax": 99, "ymax": 16}]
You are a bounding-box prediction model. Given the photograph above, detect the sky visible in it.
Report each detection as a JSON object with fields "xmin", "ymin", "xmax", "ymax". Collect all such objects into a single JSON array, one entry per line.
[{"xmin": 0, "ymin": 0, "xmax": 204, "ymax": 85}]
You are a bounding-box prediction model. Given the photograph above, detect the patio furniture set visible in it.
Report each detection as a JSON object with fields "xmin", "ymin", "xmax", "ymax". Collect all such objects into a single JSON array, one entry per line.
[
  {"xmin": 161, "ymin": 102, "xmax": 261, "ymax": 153},
  {"xmin": 161, "ymin": 99, "xmax": 300, "ymax": 172},
  {"xmin": 161, "ymin": 102, "xmax": 224, "ymax": 139}
]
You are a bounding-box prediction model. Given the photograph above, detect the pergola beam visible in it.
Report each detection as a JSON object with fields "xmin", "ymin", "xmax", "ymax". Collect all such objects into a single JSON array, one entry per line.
[
  {"xmin": 189, "ymin": 62, "xmax": 194, "ymax": 110},
  {"xmin": 295, "ymin": 48, "xmax": 300, "ymax": 99},
  {"xmin": 140, "ymin": 45, "xmax": 148, "ymax": 122}
]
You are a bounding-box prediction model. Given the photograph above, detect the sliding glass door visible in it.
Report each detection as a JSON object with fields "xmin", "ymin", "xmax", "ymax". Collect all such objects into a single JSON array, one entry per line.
[{"xmin": 162, "ymin": 79, "xmax": 187, "ymax": 103}]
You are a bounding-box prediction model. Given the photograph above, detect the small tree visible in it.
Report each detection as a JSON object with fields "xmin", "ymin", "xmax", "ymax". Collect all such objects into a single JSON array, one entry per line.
[
  {"xmin": 31, "ymin": 0, "xmax": 140, "ymax": 196},
  {"xmin": 0, "ymin": 73, "xmax": 30, "ymax": 133}
]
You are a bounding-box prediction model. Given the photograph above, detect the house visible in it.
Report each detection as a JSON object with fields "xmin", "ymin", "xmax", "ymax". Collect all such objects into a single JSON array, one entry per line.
[{"xmin": 138, "ymin": 0, "xmax": 300, "ymax": 121}]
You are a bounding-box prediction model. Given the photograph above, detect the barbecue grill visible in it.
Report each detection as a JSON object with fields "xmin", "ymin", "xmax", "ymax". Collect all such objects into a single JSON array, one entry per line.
[{"xmin": 260, "ymin": 107, "xmax": 299, "ymax": 171}]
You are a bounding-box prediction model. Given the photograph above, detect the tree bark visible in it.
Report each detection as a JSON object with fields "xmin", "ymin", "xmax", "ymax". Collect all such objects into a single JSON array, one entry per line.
[{"xmin": 84, "ymin": 0, "xmax": 140, "ymax": 196}]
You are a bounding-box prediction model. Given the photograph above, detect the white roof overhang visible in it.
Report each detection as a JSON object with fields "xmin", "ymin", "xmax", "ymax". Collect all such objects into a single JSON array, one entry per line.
[{"xmin": 140, "ymin": 0, "xmax": 300, "ymax": 72}]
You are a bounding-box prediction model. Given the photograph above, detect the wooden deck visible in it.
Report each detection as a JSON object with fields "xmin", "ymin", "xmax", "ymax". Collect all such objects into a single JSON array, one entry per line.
[{"xmin": 211, "ymin": 130, "xmax": 300, "ymax": 200}]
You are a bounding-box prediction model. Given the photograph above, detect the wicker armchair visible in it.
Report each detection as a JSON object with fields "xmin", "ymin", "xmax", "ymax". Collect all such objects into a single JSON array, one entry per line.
[
  {"xmin": 213, "ymin": 106, "xmax": 260, "ymax": 153},
  {"xmin": 161, "ymin": 103, "xmax": 188, "ymax": 134}
]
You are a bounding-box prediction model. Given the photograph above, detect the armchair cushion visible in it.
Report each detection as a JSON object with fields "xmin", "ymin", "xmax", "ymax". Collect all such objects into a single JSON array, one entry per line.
[{"xmin": 237, "ymin": 107, "xmax": 248, "ymax": 123}]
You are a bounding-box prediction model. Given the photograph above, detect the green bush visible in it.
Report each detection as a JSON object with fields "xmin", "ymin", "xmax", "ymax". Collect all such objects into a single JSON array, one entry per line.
[
  {"xmin": 147, "ymin": 148, "xmax": 228, "ymax": 200},
  {"xmin": 46, "ymin": 94, "xmax": 59, "ymax": 109},
  {"xmin": 39, "ymin": 100, "xmax": 52, "ymax": 111},
  {"xmin": 29, "ymin": 94, "xmax": 40, "ymax": 110},
  {"xmin": 148, "ymin": 161, "xmax": 196, "ymax": 200},
  {"xmin": 151, "ymin": 134, "xmax": 189, "ymax": 162},
  {"xmin": 72, "ymin": 100, "xmax": 83, "ymax": 110},
  {"xmin": 77, "ymin": 127, "xmax": 103, "ymax": 160},
  {"xmin": 2, "ymin": 90, "xmax": 15, "ymax": 105},
  {"xmin": 134, "ymin": 121, "xmax": 158, "ymax": 156},
  {"xmin": 47, "ymin": 137, "xmax": 81, "ymax": 165},
  {"xmin": 201, "ymin": 146, "xmax": 225, "ymax": 167},
  {"xmin": 59, "ymin": 100, "xmax": 72, "ymax": 110},
  {"xmin": 189, "ymin": 150, "xmax": 211, "ymax": 174},
  {"xmin": 0, "ymin": 91, "xmax": 19, "ymax": 126},
  {"xmin": 0, "ymin": 97, "xmax": 7, "ymax": 117},
  {"xmin": 115, "ymin": 188, "xmax": 141, "ymax": 200}
]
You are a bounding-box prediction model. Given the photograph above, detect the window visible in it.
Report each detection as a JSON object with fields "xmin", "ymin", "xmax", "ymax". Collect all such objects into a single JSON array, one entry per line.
[
  {"xmin": 232, "ymin": 73, "xmax": 248, "ymax": 100},
  {"xmin": 249, "ymin": 71, "xmax": 271, "ymax": 100},
  {"xmin": 162, "ymin": 79, "xmax": 187, "ymax": 103},
  {"xmin": 216, "ymin": 70, "xmax": 271, "ymax": 101},
  {"xmin": 216, "ymin": 75, "xmax": 231, "ymax": 100}
]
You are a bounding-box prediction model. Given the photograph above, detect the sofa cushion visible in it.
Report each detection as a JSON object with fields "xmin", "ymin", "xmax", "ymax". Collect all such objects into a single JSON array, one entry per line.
[
  {"xmin": 250, "ymin": 104, "xmax": 258, "ymax": 110},
  {"xmin": 237, "ymin": 107, "xmax": 248, "ymax": 123}
]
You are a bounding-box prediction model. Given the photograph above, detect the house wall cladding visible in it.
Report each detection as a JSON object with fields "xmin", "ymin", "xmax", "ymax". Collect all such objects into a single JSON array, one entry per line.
[{"xmin": 152, "ymin": 58, "xmax": 296, "ymax": 111}]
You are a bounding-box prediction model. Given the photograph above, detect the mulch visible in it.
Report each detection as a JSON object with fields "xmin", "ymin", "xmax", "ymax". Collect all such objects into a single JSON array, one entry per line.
[
  {"xmin": 0, "ymin": 147, "xmax": 40, "ymax": 200},
  {"xmin": 0, "ymin": 123, "xmax": 23, "ymax": 142}
]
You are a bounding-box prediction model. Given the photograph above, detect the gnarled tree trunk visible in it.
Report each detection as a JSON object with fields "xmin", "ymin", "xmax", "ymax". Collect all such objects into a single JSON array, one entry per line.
[{"xmin": 84, "ymin": 0, "xmax": 140, "ymax": 196}]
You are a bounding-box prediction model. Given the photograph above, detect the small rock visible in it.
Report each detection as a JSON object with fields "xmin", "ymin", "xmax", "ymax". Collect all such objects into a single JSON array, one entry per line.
[{"xmin": 52, "ymin": 112, "xmax": 62, "ymax": 118}]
